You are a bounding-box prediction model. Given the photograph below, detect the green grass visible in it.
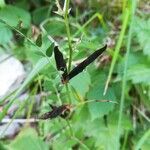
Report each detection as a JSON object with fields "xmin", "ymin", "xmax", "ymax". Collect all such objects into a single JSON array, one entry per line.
[{"xmin": 117, "ymin": 0, "xmax": 136, "ymax": 148}]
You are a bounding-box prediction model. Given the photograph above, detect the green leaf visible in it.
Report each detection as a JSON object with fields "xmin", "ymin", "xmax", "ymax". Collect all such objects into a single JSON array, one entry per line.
[
  {"xmin": 117, "ymin": 52, "xmax": 146, "ymax": 76},
  {"xmin": 44, "ymin": 20, "xmax": 66, "ymax": 36},
  {"xmin": 0, "ymin": 5, "xmax": 31, "ymax": 28},
  {"xmin": 72, "ymin": 105, "xmax": 91, "ymax": 126},
  {"xmin": 84, "ymin": 119, "xmax": 120, "ymax": 150},
  {"xmin": 70, "ymin": 71, "xmax": 91, "ymax": 98},
  {"xmin": 0, "ymin": 22, "xmax": 12, "ymax": 44},
  {"xmin": 87, "ymin": 84, "xmax": 116, "ymax": 120},
  {"xmin": 9, "ymin": 128, "xmax": 49, "ymax": 150},
  {"xmin": 36, "ymin": 34, "xmax": 42, "ymax": 47},
  {"xmin": 32, "ymin": 6, "xmax": 50, "ymax": 25},
  {"xmin": 87, "ymin": 73, "xmax": 116, "ymax": 120},
  {"xmin": 126, "ymin": 64, "xmax": 150, "ymax": 85},
  {"xmin": 134, "ymin": 17, "xmax": 150, "ymax": 56},
  {"xmin": 75, "ymin": 36, "xmax": 102, "ymax": 53},
  {"xmin": 34, "ymin": 51, "xmax": 45, "ymax": 57},
  {"xmin": 0, "ymin": 142, "xmax": 7, "ymax": 150},
  {"xmin": 116, "ymin": 52, "xmax": 150, "ymax": 85},
  {"xmin": 52, "ymin": 135, "xmax": 77, "ymax": 150},
  {"xmin": 46, "ymin": 43, "xmax": 54, "ymax": 57}
]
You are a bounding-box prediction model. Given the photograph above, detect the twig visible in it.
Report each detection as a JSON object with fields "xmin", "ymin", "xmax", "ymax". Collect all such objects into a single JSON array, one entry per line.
[
  {"xmin": 133, "ymin": 105, "xmax": 150, "ymax": 123},
  {"xmin": 1, "ymin": 118, "xmax": 39, "ymax": 123}
]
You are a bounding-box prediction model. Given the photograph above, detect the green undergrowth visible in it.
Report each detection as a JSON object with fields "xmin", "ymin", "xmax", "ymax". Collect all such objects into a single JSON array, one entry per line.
[{"xmin": 0, "ymin": 0, "xmax": 149, "ymax": 150}]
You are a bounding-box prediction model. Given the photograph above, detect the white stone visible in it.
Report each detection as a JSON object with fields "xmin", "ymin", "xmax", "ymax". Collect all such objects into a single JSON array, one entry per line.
[{"xmin": 0, "ymin": 55, "xmax": 25, "ymax": 97}]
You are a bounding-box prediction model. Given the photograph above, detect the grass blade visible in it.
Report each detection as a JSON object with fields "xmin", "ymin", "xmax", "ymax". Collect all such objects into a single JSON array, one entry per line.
[
  {"xmin": 0, "ymin": 57, "xmax": 49, "ymax": 121},
  {"xmin": 135, "ymin": 129, "xmax": 150, "ymax": 150},
  {"xmin": 116, "ymin": 0, "xmax": 137, "ymax": 149},
  {"xmin": 103, "ymin": 8, "xmax": 130, "ymax": 95}
]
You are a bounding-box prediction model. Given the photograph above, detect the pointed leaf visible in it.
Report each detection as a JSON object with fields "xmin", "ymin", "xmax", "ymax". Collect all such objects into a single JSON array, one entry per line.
[
  {"xmin": 36, "ymin": 34, "xmax": 42, "ymax": 47},
  {"xmin": 46, "ymin": 43, "xmax": 54, "ymax": 57}
]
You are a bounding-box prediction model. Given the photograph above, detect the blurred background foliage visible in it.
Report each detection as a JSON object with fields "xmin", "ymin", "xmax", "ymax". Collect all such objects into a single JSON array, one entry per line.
[{"xmin": 0, "ymin": 0, "xmax": 150, "ymax": 150}]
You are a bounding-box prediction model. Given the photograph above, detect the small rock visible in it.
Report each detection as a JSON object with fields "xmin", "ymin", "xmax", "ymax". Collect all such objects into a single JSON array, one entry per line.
[
  {"xmin": 0, "ymin": 55, "xmax": 25, "ymax": 98},
  {"xmin": 0, "ymin": 122, "xmax": 20, "ymax": 139}
]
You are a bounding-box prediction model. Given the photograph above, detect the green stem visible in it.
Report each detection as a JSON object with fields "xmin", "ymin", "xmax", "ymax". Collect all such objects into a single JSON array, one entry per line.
[
  {"xmin": 122, "ymin": 0, "xmax": 128, "ymax": 13},
  {"xmin": 71, "ymin": 136, "xmax": 90, "ymax": 150},
  {"xmin": 117, "ymin": 0, "xmax": 137, "ymax": 147},
  {"xmin": 66, "ymin": 120, "xmax": 74, "ymax": 136},
  {"xmin": 25, "ymin": 86, "xmax": 38, "ymax": 126},
  {"xmin": 64, "ymin": 0, "xmax": 73, "ymax": 72},
  {"xmin": 59, "ymin": 0, "xmax": 74, "ymax": 138},
  {"xmin": 65, "ymin": 83, "xmax": 71, "ymax": 104},
  {"xmin": 103, "ymin": 8, "xmax": 130, "ymax": 95},
  {"xmin": 53, "ymin": 83, "xmax": 62, "ymax": 105},
  {"xmin": 121, "ymin": 131, "xmax": 128, "ymax": 150},
  {"xmin": 73, "ymin": 13, "xmax": 105, "ymax": 37}
]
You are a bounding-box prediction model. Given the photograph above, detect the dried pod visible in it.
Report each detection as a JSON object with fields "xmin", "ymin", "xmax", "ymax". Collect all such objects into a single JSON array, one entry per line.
[
  {"xmin": 39, "ymin": 104, "xmax": 71, "ymax": 120},
  {"xmin": 54, "ymin": 46, "xmax": 68, "ymax": 80},
  {"xmin": 66, "ymin": 45, "xmax": 107, "ymax": 81}
]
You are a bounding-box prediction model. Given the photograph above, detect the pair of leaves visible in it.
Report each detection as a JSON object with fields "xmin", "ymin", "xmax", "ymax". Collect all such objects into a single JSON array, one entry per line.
[{"xmin": 35, "ymin": 34, "xmax": 54, "ymax": 58}]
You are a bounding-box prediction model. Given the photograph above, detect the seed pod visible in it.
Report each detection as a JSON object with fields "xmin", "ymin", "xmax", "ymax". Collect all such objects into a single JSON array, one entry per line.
[
  {"xmin": 54, "ymin": 46, "xmax": 68, "ymax": 80},
  {"xmin": 66, "ymin": 45, "xmax": 107, "ymax": 81},
  {"xmin": 39, "ymin": 104, "xmax": 71, "ymax": 120}
]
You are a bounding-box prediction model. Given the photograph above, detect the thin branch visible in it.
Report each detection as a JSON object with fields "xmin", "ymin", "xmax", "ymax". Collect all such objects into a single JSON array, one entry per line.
[{"xmin": 1, "ymin": 118, "xmax": 39, "ymax": 123}]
